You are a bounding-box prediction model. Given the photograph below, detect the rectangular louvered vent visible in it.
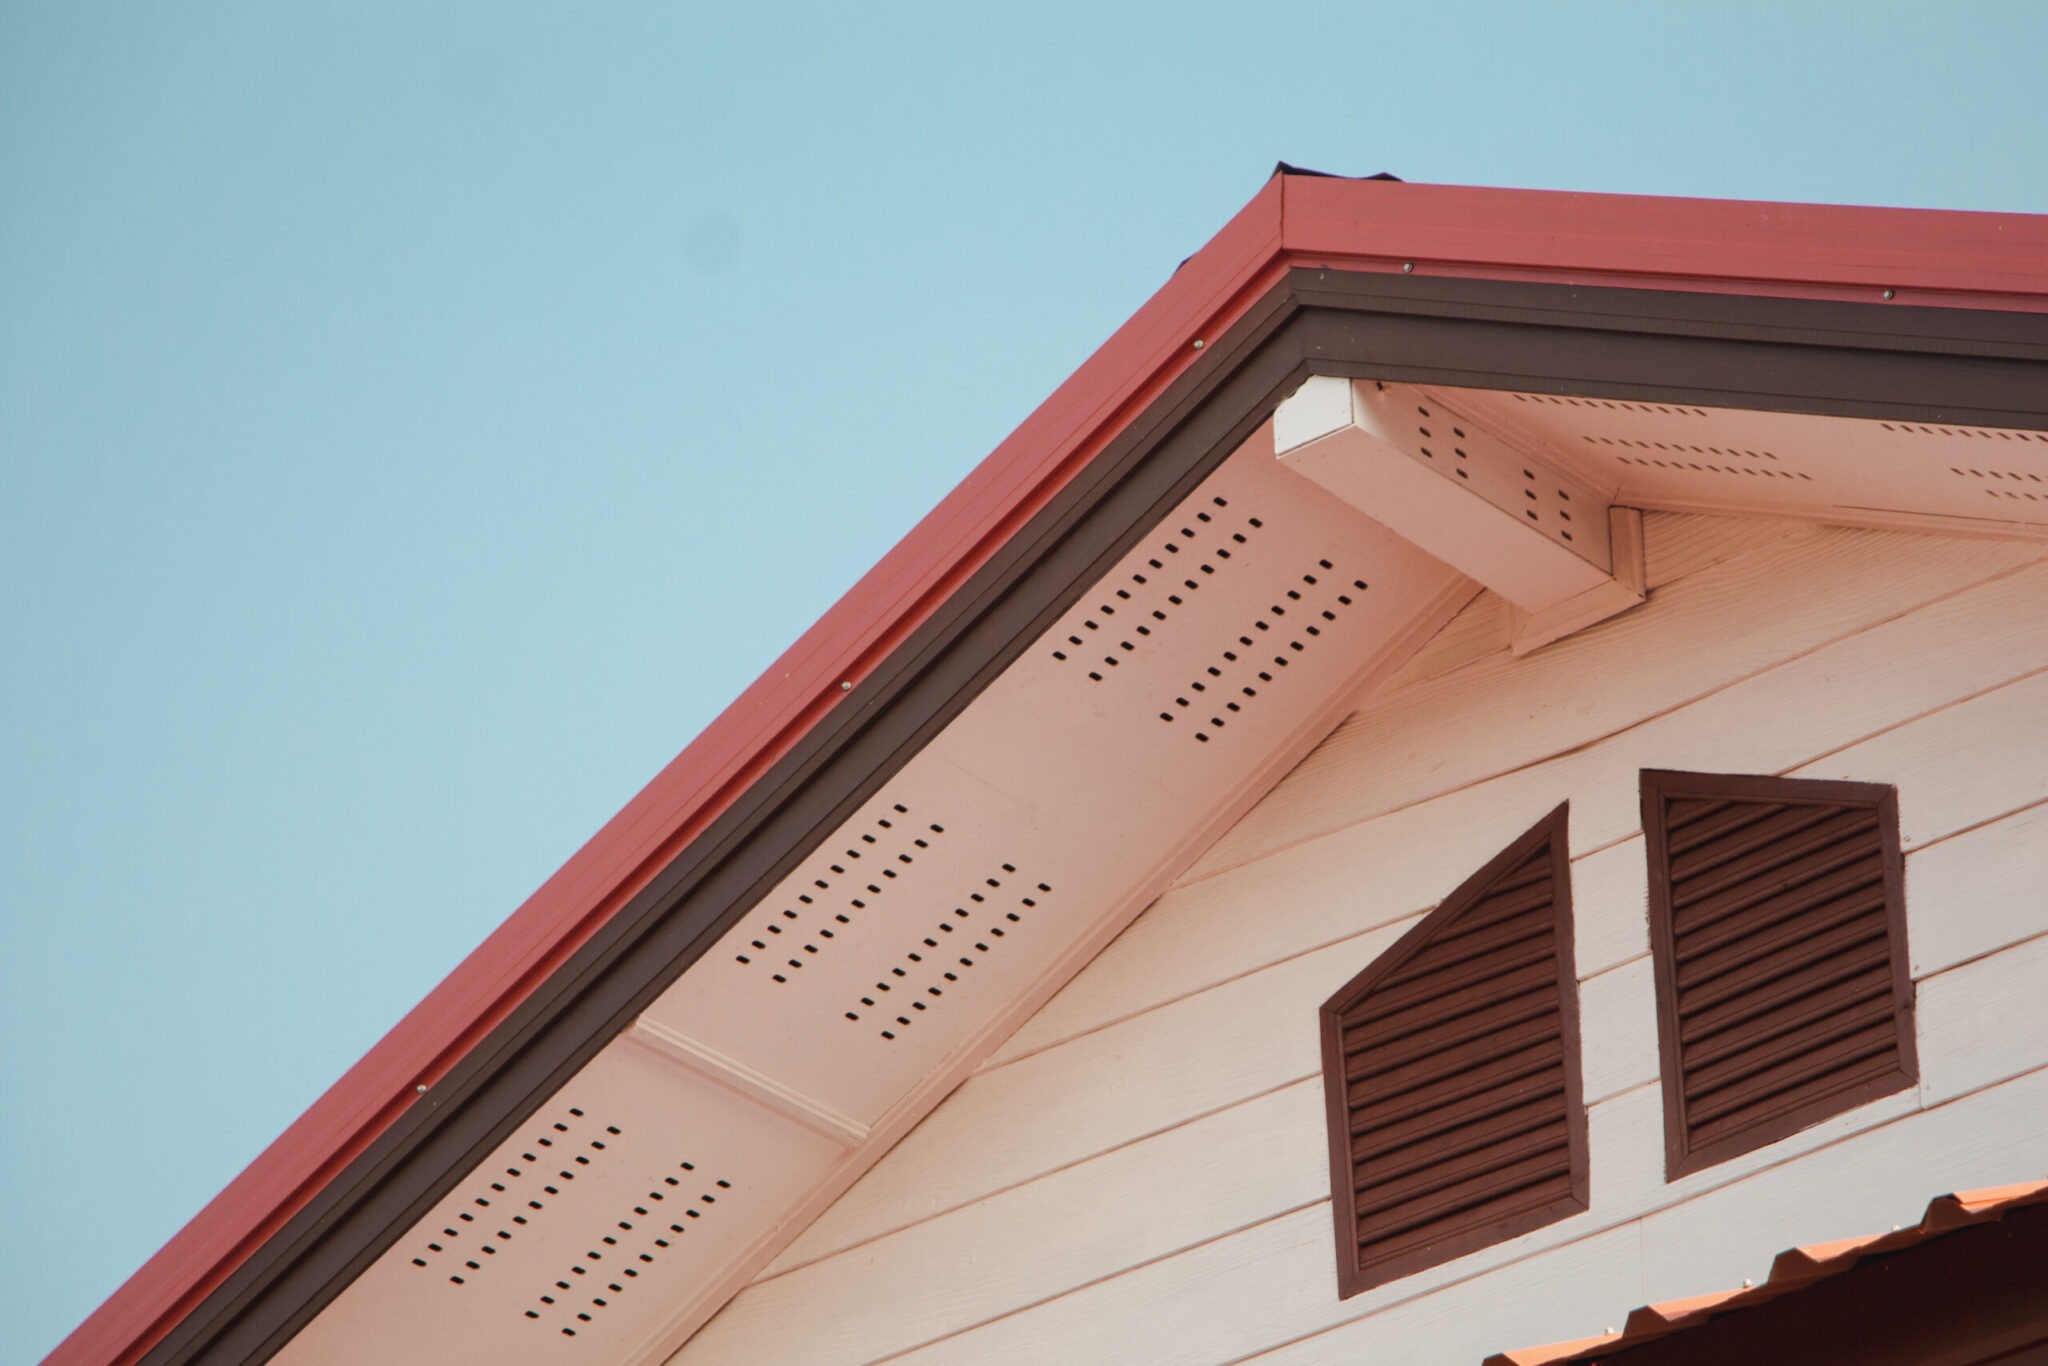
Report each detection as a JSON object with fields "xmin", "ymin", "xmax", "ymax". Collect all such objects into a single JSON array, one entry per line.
[
  {"xmin": 1642, "ymin": 770, "xmax": 1917, "ymax": 1179},
  {"xmin": 1319, "ymin": 806, "xmax": 1587, "ymax": 1297}
]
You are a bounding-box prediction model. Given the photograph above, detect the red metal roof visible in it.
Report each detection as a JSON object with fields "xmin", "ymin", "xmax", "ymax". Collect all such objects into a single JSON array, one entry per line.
[
  {"xmin": 1485, "ymin": 1180, "xmax": 2048, "ymax": 1366},
  {"xmin": 50, "ymin": 174, "xmax": 2048, "ymax": 1366}
]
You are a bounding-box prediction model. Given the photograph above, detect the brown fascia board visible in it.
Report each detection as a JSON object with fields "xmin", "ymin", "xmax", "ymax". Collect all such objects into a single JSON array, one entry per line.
[{"xmin": 142, "ymin": 270, "xmax": 2048, "ymax": 1366}]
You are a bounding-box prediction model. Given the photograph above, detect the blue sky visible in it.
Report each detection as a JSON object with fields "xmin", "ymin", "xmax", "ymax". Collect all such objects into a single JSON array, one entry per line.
[{"xmin": 3, "ymin": 2, "xmax": 2044, "ymax": 1360}]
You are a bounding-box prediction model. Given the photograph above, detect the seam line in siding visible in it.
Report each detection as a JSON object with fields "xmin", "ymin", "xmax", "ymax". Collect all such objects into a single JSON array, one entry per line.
[
  {"xmin": 752, "ymin": 1075, "xmax": 1321, "ymax": 1286},
  {"xmin": 856, "ymin": 1199, "xmax": 1332, "ymax": 1366},
  {"xmin": 1901, "ymin": 789, "xmax": 2048, "ymax": 859},
  {"xmin": 981, "ymin": 919, "xmax": 1426, "ymax": 1074},
  {"xmin": 1914, "ymin": 923, "xmax": 2048, "ymax": 985},
  {"xmin": 1783, "ymin": 661, "xmax": 2048, "ymax": 783}
]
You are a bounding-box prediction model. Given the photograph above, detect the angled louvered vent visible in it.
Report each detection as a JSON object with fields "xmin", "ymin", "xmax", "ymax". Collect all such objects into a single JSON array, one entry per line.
[
  {"xmin": 1318, "ymin": 806, "xmax": 1587, "ymax": 1298},
  {"xmin": 1642, "ymin": 770, "xmax": 1917, "ymax": 1179}
]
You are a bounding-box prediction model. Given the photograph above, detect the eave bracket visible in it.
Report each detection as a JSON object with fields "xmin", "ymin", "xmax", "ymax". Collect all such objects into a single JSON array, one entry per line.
[{"xmin": 1275, "ymin": 377, "xmax": 1645, "ymax": 654}]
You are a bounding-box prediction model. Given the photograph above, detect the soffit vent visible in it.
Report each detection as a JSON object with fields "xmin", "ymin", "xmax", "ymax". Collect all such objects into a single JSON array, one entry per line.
[
  {"xmin": 1050, "ymin": 495, "xmax": 1264, "ymax": 679},
  {"xmin": 1437, "ymin": 385, "xmax": 2048, "ymax": 532},
  {"xmin": 1158, "ymin": 559, "xmax": 1370, "ymax": 743},
  {"xmin": 274, "ymin": 1046, "xmax": 845, "ymax": 1365},
  {"xmin": 1641, "ymin": 770, "xmax": 1917, "ymax": 1180},
  {"xmin": 1318, "ymin": 805, "xmax": 1587, "ymax": 1298}
]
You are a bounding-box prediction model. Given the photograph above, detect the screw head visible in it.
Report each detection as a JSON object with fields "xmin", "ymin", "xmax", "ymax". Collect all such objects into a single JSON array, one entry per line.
[
  {"xmin": 1191, "ymin": 338, "xmax": 1204, "ymax": 349},
  {"xmin": 1402, "ymin": 262, "xmax": 1414, "ymax": 273},
  {"xmin": 1883, "ymin": 288, "xmax": 1895, "ymax": 300},
  {"xmin": 416, "ymin": 1084, "xmax": 428, "ymax": 1094},
  {"xmin": 840, "ymin": 681, "xmax": 852, "ymax": 692}
]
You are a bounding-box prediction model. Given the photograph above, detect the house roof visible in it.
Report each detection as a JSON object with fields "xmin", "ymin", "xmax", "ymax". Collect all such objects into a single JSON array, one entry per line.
[
  {"xmin": 53, "ymin": 173, "xmax": 2048, "ymax": 1366},
  {"xmin": 1483, "ymin": 1180, "xmax": 2048, "ymax": 1366}
]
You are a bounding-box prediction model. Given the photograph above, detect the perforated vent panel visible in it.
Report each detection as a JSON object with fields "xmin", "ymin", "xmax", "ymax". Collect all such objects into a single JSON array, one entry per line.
[
  {"xmin": 1362, "ymin": 387, "xmax": 1611, "ymax": 564},
  {"xmin": 652, "ymin": 427, "xmax": 1459, "ymax": 1126},
  {"xmin": 275, "ymin": 1044, "xmax": 843, "ymax": 1364},
  {"xmin": 1433, "ymin": 386, "xmax": 2048, "ymax": 532},
  {"xmin": 286, "ymin": 419, "xmax": 1469, "ymax": 1365},
  {"xmin": 1642, "ymin": 770, "xmax": 1917, "ymax": 1179},
  {"xmin": 1318, "ymin": 806, "xmax": 1587, "ymax": 1297}
]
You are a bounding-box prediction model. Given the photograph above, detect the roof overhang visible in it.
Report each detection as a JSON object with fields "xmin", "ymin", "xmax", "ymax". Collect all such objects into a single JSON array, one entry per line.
[{"xmin": 55, "ymin": 173, "xmax": 2048, "ymax": 1366}]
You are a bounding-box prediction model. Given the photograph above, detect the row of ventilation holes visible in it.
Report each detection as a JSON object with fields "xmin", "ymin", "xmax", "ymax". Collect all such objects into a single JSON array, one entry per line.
[
  {"xmin": 1889, "ymin": 422, "xmax": 2045, "ymax": 442},
  {"xmin": 735, "ymin": 805, "xmax": 945, "ymax": 980},
  {"xmin": 532, "ymin": 1162, "xmax": 732, "ymax": 1337},
  {"xmin": 415, "ymin": 1109, "xmax": 613, "ymax": 1282},
  {"xmin": 1587, "ymin": 433, "xmax": 1809, "ymax": 482},
  {"xmin": 1051, "ymin": 497, "xmax": 1262, "ymax": 680},
  {"xmin": 1159, "ymin": 563, "xmax": 1364, "ymax": 742},
  {"xmin": 1408, "ymin": 401, "xmax": 1583, "ymax": 541},
  {"xmin": 1611, "ymin": 454, "xmax": 1813, "ymax": 482},
  {"xmin": 1510, "ymin": 393, "xmax": 1711, "ymax": 419},
  {"xmin": 1949, "ymin": 465, "xmax": 2048, "ymax": 502},
  {"xmin": 845, "ymin": 870, "xmax": 1051, "ymax": 1039}
]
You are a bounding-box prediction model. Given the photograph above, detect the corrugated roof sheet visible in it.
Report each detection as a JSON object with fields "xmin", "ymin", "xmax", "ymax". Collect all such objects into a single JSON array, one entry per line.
[{"xmin": 1484, "ymin": 1179, "xmax": 2048, "ymax": 1366}]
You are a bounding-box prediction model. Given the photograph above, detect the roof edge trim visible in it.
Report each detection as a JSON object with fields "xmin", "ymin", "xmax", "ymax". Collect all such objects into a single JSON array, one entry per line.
[{"xmin": 54, "ymin": 178, "xmax": 2048, "ymax": 1366}]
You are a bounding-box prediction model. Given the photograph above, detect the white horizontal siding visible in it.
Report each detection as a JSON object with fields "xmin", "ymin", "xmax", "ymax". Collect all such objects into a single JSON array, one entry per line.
[
  {"xmin": 986, "ymin": 551, "xmax": 2048, "ymax": 1066},
  {"xmin": 867, "ymin": 1067, "xmax": 2048, "ymax": 1366},
  {"xmin": 1187, "ymin": 525, "xmax": 2044, "ymax": 881},
  {"xmin": 672, "ymin": 519, "xmax": 2048, "ymax": 1366}
]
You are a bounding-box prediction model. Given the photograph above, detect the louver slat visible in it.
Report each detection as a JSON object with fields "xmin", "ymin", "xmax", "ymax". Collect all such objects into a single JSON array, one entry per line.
[
  {"xmin": 1643, "ymin": 770, "xmax": 1917, "ymax": 1179},
  {"xmin": 1320, "ymin": 806, "xmax": 1587, "ymax": 1298}
]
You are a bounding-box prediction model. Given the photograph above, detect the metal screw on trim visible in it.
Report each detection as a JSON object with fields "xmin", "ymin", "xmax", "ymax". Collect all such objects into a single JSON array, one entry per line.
[
  {"xmin": 1883, "ymin": 288, "xmax": 1895, "ymax": 300},
  {"xmin": 1402, "ymin": 262, "xmax": 1414, "ymax": 273},
  {"xmin": 840, "ymin": 681, "xmax": 852, "ymax": 691},
  {"xmin": 1191, "ymin": 338, "xmax": 1204, "ymax": 349},
  {"xmin": 416, "ymin": 1084, "xmax": 428, "ymax": 1093}
]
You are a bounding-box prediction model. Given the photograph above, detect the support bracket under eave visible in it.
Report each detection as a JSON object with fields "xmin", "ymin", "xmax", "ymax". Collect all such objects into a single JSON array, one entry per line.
[{"xmin": 1274, "ymin": 377, "xmax": 1645, "ymax": 655}]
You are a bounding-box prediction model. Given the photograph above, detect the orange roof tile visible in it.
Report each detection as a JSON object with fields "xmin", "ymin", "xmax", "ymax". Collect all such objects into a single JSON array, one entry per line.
[{"xmin": 1484, "ymin": 1179, "xmax": 2048, "ymax": 1366}]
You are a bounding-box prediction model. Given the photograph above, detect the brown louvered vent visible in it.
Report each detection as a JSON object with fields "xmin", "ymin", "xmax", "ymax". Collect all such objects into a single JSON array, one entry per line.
[
  {"xmin": 1319, "ymin": 805, "xmax": 1587, "ymax": 1298},
  {"xmin": 1642, "ymin": 770, "xmax": 1917, "ymax": 1179}
]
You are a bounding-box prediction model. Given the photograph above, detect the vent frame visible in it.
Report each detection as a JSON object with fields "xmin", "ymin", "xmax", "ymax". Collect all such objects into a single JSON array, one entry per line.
[
  {"xmin": 1317, "ymin": 804, "xmax": 1588, "ymax": 1299},
  {"xmin": 1640, "ymin": 769, "xmax": 1918, "ymax": 1181}
]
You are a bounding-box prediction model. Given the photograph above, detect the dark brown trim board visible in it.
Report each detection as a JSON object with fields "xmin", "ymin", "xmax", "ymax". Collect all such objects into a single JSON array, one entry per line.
[
  {"xmin": 1319, "ymin": 805, "xmax": 1588, "ymax": 1298},
  {"xmin": 155, "ymin": 272, "xmax": 2038, "ymax": 1365},
  {"xmin": 1640, "ymin": 770, "xmax": 1917, "ymax": 1182},
  {"xmin": 1598, "ymin": 1202, "xmax": 2048, "ymax": 1366}
]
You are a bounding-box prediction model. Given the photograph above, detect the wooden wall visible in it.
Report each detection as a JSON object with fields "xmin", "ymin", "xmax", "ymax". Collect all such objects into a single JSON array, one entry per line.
[{"xmin": 669, "ymin": 512, "xmax": 2048, "ymax": 1366}]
